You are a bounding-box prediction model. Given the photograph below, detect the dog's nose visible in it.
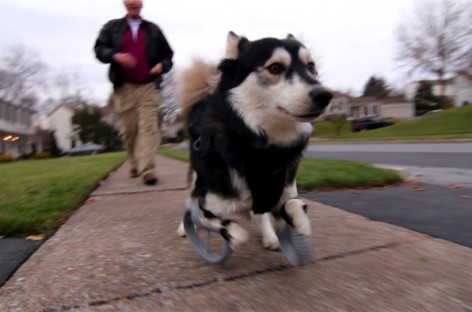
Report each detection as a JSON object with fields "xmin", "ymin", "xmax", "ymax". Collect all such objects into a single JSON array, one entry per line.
[{"xmin": 309, "ymin": 88, "xmax": 333, "ymax": 108}]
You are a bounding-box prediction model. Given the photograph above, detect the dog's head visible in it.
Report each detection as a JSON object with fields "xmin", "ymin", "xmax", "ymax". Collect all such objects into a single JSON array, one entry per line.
[{"xmin": 221, "ymin": 32, "xmax": 332, "ymax": 127}]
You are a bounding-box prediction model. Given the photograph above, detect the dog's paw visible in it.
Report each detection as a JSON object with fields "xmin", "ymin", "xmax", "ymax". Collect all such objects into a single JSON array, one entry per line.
[
  {"xmin": 284, "ymin": 199, "xmax": 311, "ymax": 236},
  {"xmin": 176, "ymin": 220, "xmax": 186, "ymax": 237},
  {"xmin": 225, "ymin": 221, "xmax": 249, "ymax": 250},
  {"xmin": 260, "ymin": 213, "xmax": 280, "ymax": 250},
  {"xmin": 263, "ymin": 235, "xmax": 281, "ymax": 251}
]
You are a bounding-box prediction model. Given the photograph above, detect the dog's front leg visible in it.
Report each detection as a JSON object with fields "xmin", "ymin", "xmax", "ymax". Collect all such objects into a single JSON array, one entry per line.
[
  {"xmin": 281, "ymin": 198, "xmax": 311, "ymax": 236},
  {"xmin": 260, "ymin": 213, "xmax": 280, "ymax": 250},
  {"xmin": 177, "ymin": 220, "xmax": 186, "ymax": 237},
  {"xmin": 178, "ymin": 197, "xmax": 249, "ymax": 250},
  {"xmin": 273, "ymin": 183, "xmax": 311, "ymax": 237}
]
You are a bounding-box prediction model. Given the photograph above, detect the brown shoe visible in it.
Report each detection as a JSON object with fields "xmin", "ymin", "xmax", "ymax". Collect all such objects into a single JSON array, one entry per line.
[
  {"xmin": 130, "ymin": 168, "xmax": 139, "ymax": 178},
  {"xmin": 143, "ymin": 173, "xmax": 158, "ymax": 185}
]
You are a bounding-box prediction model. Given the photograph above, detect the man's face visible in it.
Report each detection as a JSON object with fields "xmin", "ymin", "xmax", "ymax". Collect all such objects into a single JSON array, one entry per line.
[{"xmin": 124, "ymin": 0, "xmax": 142, "ymax": 18}]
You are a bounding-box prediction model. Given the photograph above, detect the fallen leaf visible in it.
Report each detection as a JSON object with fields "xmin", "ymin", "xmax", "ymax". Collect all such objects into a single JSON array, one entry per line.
[
  {"xmin": 444, "ymin": 184, "xmax": 462, "ymax": 189},
  {"xmin": 410, "ymin": 184, "xmax": 424, "ymax": 191},
  {"xmin": 85, "ymin": 198, "xmax": 101, "ymax": 205},
  {"xmin": 26, "ymin": 235, "xmax": 45, "ymax": 241}
]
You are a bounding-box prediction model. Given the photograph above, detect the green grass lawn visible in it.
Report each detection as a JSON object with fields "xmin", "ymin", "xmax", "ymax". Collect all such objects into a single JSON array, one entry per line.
[
  {"xmin": 0, "ymin": 152, "xmax": 126, "ymax": 238},
  {"xmin": 312, "ymin": 105, "xmax": 472, "ymax": 141},
  {"xmin": 158, "ymin": 147, "xmax": 403, "ymax": 192}
]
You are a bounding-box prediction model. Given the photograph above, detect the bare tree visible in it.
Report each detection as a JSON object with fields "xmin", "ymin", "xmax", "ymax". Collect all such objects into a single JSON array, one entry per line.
[
  {"xmin": 0, "ymin": 45, "xmax": 48, "ymax": 108},
  {"xmin": 396, "ymin": 0, "xmax": 472, "ymax": 106},
  {"xmin": 41, "ymin": 68, "xmax": 94, "ymax": 114}
]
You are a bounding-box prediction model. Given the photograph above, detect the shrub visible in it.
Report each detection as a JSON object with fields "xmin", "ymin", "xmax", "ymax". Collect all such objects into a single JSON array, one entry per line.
[
  {"xmin": 33, "ymin": 152, "xmax": 52, "ymax": 160},
  {"xmin": 0, "ymin": 154, "xmax": 14, "ymax": 163}
]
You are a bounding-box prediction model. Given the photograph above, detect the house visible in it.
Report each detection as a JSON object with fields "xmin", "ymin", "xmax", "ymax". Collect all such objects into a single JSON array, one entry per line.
[
  {"xmin": 377, "ymin": 96, "xmax": 415, "ymax": 119},
  {"xmin": 455, "ymin": 69, "xmax": 472, "ymax": 106},
  {"xmin": 47, "ymin": 103, "xmax": 85, "ymax": 151},
  {"xmin": 47, "ymin": 102, "xmax": 118, "ymax": 152},
  {"xmin": 0, "ymin": 100, "xmax": 39, "ymax": 157},
  {"xmin": 324, "ymin": 91, "xmax": 351, "ymax": 115},
  {"xmin": 323, "ymin": 93, "xmax": 414, "ymax": 120},
  {"xmin": 347, "ymin": 96, "xmax": 382, "ymax": 118},
  {"xmin": 405, "ymin": 68, "xmax": 472, "ymax": 107},
  {"xmin": 405, "ymin": 79, "xmax": 455, "ymax": 102}
]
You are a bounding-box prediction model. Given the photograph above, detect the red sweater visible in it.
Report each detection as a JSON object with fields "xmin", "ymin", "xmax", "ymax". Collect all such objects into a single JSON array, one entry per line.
[{"xmin": 119, "ymin": 26, "xmax": 152, "ymax": 84}]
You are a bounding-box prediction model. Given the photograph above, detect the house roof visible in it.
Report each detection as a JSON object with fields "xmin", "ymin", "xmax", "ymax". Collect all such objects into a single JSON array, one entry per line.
[
  {"xmin": 47, "ymin": 102, "xmax": 98, "ymax": 117},
  {"xmin": 348, "ymin": 96, "xmax": 410, "ymax": 106},
  {"xmin": 414, "ymin": 78, "xmax": 455, "ymax": 85},
  {"xmin": 349, "ymin": 96, "xmax": 380, "ymax": 105},
  {"xmin": 380, "ymin": 96, "xmax": 410, "ymax": 104},
  {"xmin": 332, "ymin": 91, "xmax": 353, "ymax": 99},
  {"xmin": 0, "ymin": 98, "xmax": 36, "ymax": 112},
  {"xmin": 457, "ymin": 68, "xmax": 472, "ymax": 84}
]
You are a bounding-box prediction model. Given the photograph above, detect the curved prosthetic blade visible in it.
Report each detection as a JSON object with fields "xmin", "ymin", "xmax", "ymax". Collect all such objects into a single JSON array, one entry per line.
[
  {"xmin": 183, "ymin": 210, "xmax": 232, "ymax": 264},
  {"xmin": 276, "ymin": 222, "xmax": 313, "ymax": 266}
]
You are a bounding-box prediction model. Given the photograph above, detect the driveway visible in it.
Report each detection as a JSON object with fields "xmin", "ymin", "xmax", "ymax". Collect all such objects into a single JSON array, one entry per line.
[{"xmin": 303, "ymin": 183, "xmax": 472, "ymax": 248}]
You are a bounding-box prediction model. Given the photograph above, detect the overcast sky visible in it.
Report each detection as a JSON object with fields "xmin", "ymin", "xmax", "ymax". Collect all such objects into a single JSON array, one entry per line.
[{"xmin": 0, "ymin": 0, "xmax": 425, "ymax": 105}]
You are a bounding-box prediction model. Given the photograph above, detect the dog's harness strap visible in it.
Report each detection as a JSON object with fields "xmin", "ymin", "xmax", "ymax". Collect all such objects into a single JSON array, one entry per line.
[{"xmin": 192, "ymin": 137, "xmax": 201, "ymax": 151}]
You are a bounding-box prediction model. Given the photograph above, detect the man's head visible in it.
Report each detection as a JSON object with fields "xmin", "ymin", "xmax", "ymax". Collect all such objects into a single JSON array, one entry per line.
[{"xmin": 124, "ymin": 0, "xmax": 143, "ymax": 19}]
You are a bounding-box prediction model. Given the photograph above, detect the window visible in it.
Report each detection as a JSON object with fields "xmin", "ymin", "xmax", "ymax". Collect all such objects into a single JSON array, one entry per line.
[{"xmin": 6, "ymin": 104, "xmax": 11, "ymax": 121}]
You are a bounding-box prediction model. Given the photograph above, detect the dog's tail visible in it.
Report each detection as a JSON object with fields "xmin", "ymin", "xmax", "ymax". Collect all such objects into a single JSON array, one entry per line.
[
  {"xmin": 159, "ymin": 59, "xmax": 219, "ymax": 139},
  {"xmin": 176, "ymin": 58, "xmax": 219, "ymax": 124}
]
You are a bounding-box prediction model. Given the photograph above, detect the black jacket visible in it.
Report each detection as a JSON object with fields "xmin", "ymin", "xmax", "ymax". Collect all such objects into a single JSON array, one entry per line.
[{"xmin": 94, "ymin": 17, "xmax": 174, "ymax": 89}]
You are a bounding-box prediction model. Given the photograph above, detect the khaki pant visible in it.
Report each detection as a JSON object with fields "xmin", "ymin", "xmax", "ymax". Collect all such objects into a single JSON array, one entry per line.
[{"xmin": 112, "ymin": 83, "xmax": 161, "ymax": 176}]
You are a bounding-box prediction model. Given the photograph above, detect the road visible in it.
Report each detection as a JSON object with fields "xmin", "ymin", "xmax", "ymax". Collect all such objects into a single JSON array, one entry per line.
[
  {"xmin": 302, "ymin": 142, "xmax": 472, "ymax": 248},
  {"xmin": 305, "ymin": 142, "xmax": 472, "ymax": 185}
]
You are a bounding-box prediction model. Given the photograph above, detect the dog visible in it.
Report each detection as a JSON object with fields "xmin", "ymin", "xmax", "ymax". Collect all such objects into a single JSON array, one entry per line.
[{"xmin": 174, "ymin": 31, "xmax": 332, "ymax": 252}]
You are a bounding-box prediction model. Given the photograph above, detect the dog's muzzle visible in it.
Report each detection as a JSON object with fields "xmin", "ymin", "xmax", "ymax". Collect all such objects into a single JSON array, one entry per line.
[{"xmin": 309, "ymin": 87, "xmax": 333, "ymax": 111}]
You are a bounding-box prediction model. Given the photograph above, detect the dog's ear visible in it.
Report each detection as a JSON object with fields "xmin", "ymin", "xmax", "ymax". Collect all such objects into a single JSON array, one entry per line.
[
  {"xmin": 225, "ymin": 31, "xmax": 250, "ymax": 60},
  {"xmin": 286, "ymin": 34, "xmax": 304, "ymax": 46},
  {"xmin": 225, "ymin": 31, "xmax": 240, "ymax": 60}
]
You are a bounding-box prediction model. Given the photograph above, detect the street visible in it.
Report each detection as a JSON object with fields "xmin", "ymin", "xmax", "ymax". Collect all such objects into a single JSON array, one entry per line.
[
  {"xmin": 303, "ymin": 142, "xmax": 472, "ymax": 248},
  {"xmin": 305, "ymin": 142, "xmax": 472, "ymax": 185}
]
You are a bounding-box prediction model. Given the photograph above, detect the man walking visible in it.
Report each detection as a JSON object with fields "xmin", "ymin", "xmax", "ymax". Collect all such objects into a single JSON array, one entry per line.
[{"xmin": 94, "ymin": 0, "xmax": 174, "ymax": 185}]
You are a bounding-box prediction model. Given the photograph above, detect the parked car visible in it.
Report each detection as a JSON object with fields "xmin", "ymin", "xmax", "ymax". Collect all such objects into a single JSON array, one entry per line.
[
  {"xmin": 423, "ymin": 109, "xmax": 443, "ymax": 116},
  {"xmin": 351, "ymin": 116, "xmax": 394, "ymax": 132},
  {"xmin": 61, "ymin": 143, "xmax": 106, "ymax": 156}
]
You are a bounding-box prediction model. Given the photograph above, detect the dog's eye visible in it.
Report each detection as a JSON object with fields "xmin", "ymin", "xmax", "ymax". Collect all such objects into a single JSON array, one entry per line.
[
  {"xmin": 267, "ymin": 63, "xmax": 285, "ymax": 75},
  {"xmin": 307, "ymin": 62, "xmax": 317, "ymax": 75}
]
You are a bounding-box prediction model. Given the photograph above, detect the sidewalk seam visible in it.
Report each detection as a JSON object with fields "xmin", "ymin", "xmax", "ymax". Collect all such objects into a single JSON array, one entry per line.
[
  {"xmin": 43, "ymin": 237, "xmax": 430, "ymax": 311},
  {"xmin": 90, "ymin": 187, "xmax": 187, "ymax": 197}
]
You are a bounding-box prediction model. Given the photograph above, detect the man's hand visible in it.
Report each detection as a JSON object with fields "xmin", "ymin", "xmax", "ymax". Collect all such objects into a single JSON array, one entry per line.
[
  {"xmin": 114, "ymin": 53, "xmax": 136, "ymax": 68},
  {"xmin": 150, "ymin": 63, "xmax": 163, "ymax": 75}
]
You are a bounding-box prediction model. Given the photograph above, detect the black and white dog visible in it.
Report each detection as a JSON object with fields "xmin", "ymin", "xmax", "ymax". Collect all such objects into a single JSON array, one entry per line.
[{"xmin": 175, "ymin": 32, "xmax": 332, "ymax": 252}]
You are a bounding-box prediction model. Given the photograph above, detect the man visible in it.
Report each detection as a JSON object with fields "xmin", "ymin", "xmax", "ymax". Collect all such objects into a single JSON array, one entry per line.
[{"xmin": 94, "ymin": 0, "xmax": 173, "ymax": 185}]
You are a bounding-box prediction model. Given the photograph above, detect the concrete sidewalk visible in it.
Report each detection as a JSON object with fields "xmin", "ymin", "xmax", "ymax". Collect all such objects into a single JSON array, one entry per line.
[{"xmin": 1, "ymin": 156, "xmax": 471, "ymax": 311}]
